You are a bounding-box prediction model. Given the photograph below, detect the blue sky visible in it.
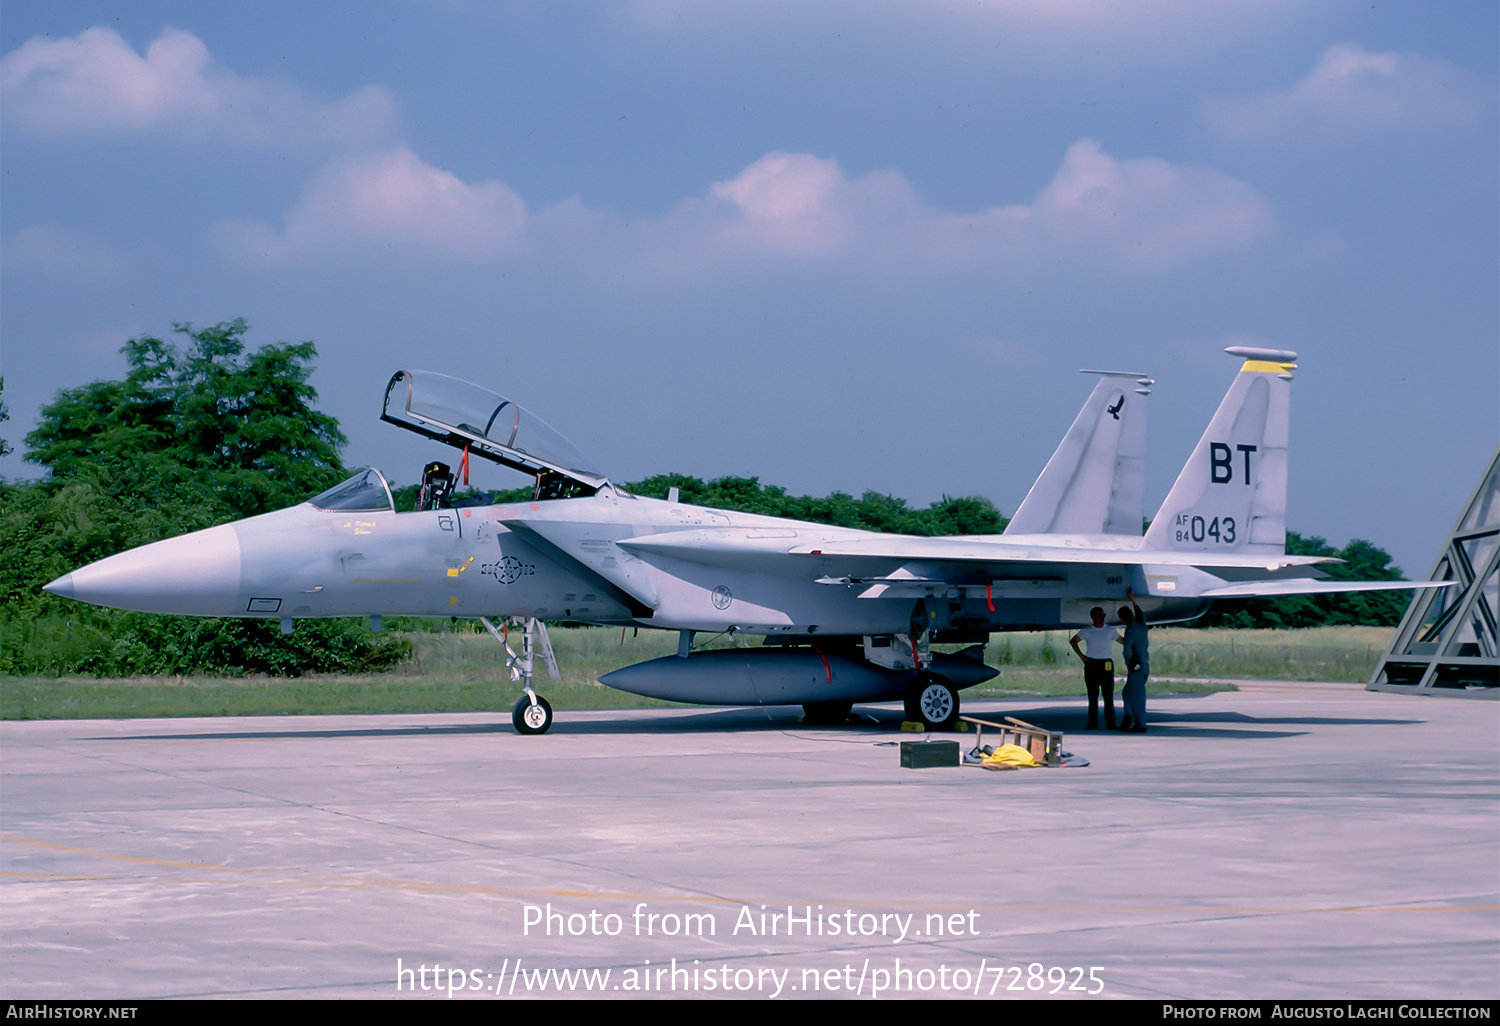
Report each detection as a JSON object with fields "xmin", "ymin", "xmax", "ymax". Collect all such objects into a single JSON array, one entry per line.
[{"xmin": 2, "ymin": 1, "xmax": 1495, "ymax": 577}]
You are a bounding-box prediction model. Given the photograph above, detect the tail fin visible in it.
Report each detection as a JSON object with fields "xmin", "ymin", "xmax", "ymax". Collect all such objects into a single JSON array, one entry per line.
[
  {"xmin": 1005, "ymin": 369, "xmax": 1152, "ymax": 536},
  {"xmin": 1143, "ymin": 347, "xmax": 1296, "ymax": 555}
]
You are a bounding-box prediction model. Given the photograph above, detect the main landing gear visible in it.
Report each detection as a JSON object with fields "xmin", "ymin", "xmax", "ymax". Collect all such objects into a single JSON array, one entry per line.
[
  {"xmin": 896, "ymin": 616, "xmax": 961, "ymax": 731},
  {"xmin": 905, "ymin": 672, "xmax": 960, "ymax": 731},
  {"xmin": 481, "ymin": 616, "xmax": 559, "ymax": 735}
]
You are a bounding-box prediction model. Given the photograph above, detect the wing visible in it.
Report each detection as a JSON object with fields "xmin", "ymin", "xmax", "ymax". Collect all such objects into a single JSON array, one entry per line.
[{"xmin": 615, "ymin": 530, "xmax": 1443, "ymax": 601}]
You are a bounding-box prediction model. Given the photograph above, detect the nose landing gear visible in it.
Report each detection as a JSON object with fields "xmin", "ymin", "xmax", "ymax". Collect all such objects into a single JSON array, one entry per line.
[
  {"xmin": 481, "ymin": 616, "xmax": 560, "ymax": 735},
  {"xmin": 513, "ymin": 693, "xmax": 554, "ymax": 734}
]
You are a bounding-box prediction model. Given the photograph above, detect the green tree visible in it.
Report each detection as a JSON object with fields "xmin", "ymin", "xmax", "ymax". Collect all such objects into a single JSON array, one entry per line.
[
  {"xmin": 0, "ymin": 376, "xmax": 12, "ymax": 460},
  {"xmin": 625, "ymin": 473, "xmax": 1006, "ymax": 535},
  {"xmin": 924, "ymin": 494, "xmax": 1006, "ymax": 536},
  {"xmin": 1191, "ymin": 531, "xmax": 1408, "ymax": 628},
  {"xmin": 27, "ymin": 320, "xmax": 346, "ymax": 519}
]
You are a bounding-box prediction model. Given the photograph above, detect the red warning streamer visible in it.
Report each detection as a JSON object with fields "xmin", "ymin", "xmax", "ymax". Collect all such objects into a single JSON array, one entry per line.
[{"xmin": 812, "ymin": 646, "xmax": 832, "ymax": 683}]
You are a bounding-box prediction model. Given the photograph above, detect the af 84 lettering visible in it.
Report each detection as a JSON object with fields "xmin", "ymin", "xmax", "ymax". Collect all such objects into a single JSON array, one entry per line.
[{"xmin": 1174, "ymin": 514, "xmax": 1236, "ymax": 544}]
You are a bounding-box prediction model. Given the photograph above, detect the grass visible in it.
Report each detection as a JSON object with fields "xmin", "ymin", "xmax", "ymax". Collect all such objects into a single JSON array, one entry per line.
[
  {"xmin": 0, "ymin": 625, "xmax": 1394, "ymax": 721},
  {"xmin": 975, "ymin": 626, "xmax": 1392, "ymax": 691}
]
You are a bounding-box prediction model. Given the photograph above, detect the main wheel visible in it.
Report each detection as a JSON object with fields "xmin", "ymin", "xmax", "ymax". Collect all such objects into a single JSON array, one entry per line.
[
  {"xmin": 512, "ymin": 694, "xmax": 554, "ymax": 735},
  {"xmin": 802, "ymin": 700, "xmax": 853, "ymax": 725},
  {"xmin": 905, "ymin": 674, "xmax": 959, "ymax": 731}
]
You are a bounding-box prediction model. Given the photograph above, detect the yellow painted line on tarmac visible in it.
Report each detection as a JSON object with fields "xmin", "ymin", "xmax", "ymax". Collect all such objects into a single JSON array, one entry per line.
[
  {"xmin": 5, "ymin": 835, "xmax": 260, "ymax": 874},
  {"xmin": 1, "ymin": 834, "xmax": 742, "ymax": 899},
  {"xmin": 4, "ymin": 868, "xmax": 1493, "ymax": 916},
  {"xmin": 7, "ymin": 836, "xmax": 1494, "ymax": 913},
  {"xmin": 1, "ymin": 871, "xmax": 555, "ymax": 895},
  {"xmin": 4, "ymin": 835, "xmax": 1495, "ymax": 914}
]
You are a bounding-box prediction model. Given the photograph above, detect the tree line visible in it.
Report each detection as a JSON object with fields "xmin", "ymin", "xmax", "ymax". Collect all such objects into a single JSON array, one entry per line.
[
  {"xmin": 0, "ymin": 322, "xmax": 1409, "ymax": 677},
  {"xmin": 0, "ymin": 321, "xmax": 404, "ymax": 676}
]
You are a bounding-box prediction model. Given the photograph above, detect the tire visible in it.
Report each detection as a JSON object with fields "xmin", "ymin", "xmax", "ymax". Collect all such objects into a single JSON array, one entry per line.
[
  {"xmin": 905, "ymin": 673, "xmax": 959, "ymax": 731},
  {"xmin": 802, "ymin": 700, "xmax": 853, "ymax": 725},
  {"xmin": 512, "ymin": 694, "xmax": 553, "ymax": 735}
]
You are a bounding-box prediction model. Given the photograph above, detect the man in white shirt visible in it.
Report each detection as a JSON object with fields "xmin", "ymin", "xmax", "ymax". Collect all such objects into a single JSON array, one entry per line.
[{"xmin": 1070, "ymin": 606, "xmax": 1119, "ymax": 730}]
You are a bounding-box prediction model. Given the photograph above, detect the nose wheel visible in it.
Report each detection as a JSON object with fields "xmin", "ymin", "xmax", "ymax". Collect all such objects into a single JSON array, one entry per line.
[
  {"xmin": 482, "ymin": 616, "xmax": 560, "ymax": 736},
  {"xmin": 513, "ymin": 693, "xmax": 554, "ymax": 734}
]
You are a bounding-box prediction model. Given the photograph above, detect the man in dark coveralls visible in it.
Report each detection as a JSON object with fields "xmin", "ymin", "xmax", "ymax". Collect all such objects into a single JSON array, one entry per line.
[{"xmin": 1117, "ymin": 588, "xmax": 1149, "ymax": 733}]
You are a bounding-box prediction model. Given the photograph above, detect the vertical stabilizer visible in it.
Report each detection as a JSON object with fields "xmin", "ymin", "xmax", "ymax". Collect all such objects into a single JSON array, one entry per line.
[
  {"xmin": 1006, "ymin": 370, "xmax": 1152, "ymax": 536},
  {"xmin": 1144, "ymin": 347, "xmax": 1296, "ymax": 555}
]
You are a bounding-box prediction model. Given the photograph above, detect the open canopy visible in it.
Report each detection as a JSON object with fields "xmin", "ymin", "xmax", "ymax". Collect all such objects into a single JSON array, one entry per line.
[{"xmin": 381, "ymin": 370, "xmax": 606, "ymax": 491}]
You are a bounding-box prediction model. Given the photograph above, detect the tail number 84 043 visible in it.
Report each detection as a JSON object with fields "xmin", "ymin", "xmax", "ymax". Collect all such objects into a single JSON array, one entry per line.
[{"xmin": 1174, "ymin": 514, "xmax": 1236, "ymax": 544}]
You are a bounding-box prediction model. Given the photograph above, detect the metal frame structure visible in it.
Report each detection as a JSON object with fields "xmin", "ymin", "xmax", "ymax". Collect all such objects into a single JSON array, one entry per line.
[{"xmin": 1368, "ymin": 446, "xmax": 1500, "ymax": 697}]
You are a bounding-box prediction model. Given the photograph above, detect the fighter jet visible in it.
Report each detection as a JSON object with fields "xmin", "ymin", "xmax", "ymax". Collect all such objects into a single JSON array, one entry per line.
[{"xmin": 45, "ymin": 348, "xmax": 1442, "ymax": 734}]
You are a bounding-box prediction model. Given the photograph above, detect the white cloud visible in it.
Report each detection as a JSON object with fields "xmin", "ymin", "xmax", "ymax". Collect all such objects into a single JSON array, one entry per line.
[
  {"xmin": 213, "ymin": 140, "xmax": 1271, "ymax": 273},
  {"xmin": 967, "ymin": 139, "xmax": 1276, "ymax": 272},
  {"xmin": 708, "ymin": 152, "xmax": 856, "ymax": 256},
  {"xmin": 211, "ymin": 147, "xmax": 527, "ymax": 263},
  {"xmin": 1201, "ymin": 42, "xmax": 1489, "ymax": 141},
  {"xmin": 634, "ymin": 140, "xmax": 1271, "ymax": 275},
  {"xmin": 1, "ymin": 26, "xmax": 396, "ymax": 147},
  {"xmin": 1, "ymin": 224, "xmax": 128, "ymax": 281},
  {"xmin": 652, "ymin": 151, "xmax": 925, "ymax": 263}
]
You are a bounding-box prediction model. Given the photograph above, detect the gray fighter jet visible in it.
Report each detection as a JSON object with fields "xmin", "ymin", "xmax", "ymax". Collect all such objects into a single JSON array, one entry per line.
[{"xmin": 45, "ymin": 348, "xmax": 1442, "ymax": 733}]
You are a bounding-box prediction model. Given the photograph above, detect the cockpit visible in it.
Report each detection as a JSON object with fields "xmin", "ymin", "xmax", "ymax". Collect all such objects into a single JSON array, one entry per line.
[
  {"xmin": 380, "ymin": 370, "xmax": 607, "ymax": 506},
  {"xmin": 308, "ymin": 467, "xmax": 395, "ymax": 512}
]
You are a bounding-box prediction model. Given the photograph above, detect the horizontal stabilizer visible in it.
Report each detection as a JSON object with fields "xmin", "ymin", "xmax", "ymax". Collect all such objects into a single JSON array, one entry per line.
[{"xmin": 1198, "ymin": 579, "xmax": 1454, "ymax": 598}]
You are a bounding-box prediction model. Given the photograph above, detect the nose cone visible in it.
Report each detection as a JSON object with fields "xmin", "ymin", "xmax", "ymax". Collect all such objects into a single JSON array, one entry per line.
[{"xmin": 47, "ymin": 523, "xmax": 243, "ymax": 615}]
